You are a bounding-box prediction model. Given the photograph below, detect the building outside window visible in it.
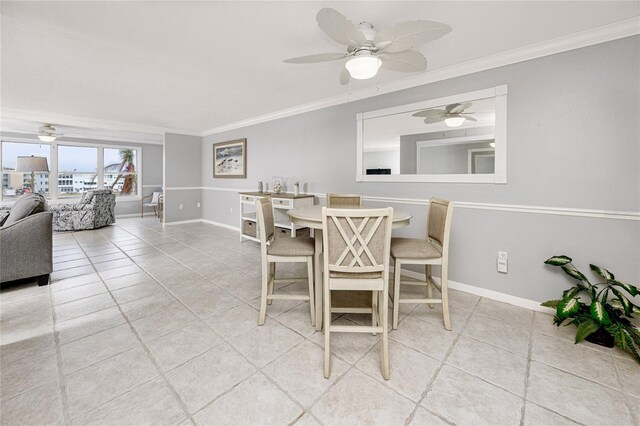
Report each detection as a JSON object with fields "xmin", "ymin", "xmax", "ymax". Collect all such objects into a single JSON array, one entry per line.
[
  {"xmin": 1, "ymin": 142, "xmax": 50, "ymax": 198},
  {"xmin": 0, "ymin": 140, "xmax": 141, "ymax": 202},
  {"xmin": 57, "ymin": 145, "xmax": 98, "ymax": 198}
]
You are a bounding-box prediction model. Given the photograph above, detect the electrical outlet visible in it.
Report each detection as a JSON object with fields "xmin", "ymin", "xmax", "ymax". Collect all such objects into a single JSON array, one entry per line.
[
  {"xmin": 497, "ymin": 251, "xmax": 508, "ymax": 273},
  {"xmin": 179, "ymin": 204, "xmax": 184, "ymax": 210},
  {"xmin": 197, "ymin": 202, "xmax": 201, "ymax": 208}
]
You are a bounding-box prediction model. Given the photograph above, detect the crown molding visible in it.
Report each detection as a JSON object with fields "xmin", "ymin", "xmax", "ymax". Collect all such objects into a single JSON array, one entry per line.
[
  {"xmin": 0, "ymin": 108, "xmax": 200, "ymax": 141},
  {"xmin": 201, "ymin": 16, "xmax": 640, "ymax": 137}
]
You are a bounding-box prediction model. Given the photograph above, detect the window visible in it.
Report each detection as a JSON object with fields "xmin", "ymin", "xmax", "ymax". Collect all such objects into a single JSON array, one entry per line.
[
  {"xmin": 57, "ymin": 145, "xmax": 97, "ymax": 198},
  {"xmin": 104, "ymin": 148, "xmax": 138, "ymax": 197},
  {"xmin": 1, "ymin": 142, "xmax": 51, "ymax": 199},
  {"xmin": 0, "ymin": 140, "xmax": 142, "ymax": 202}
]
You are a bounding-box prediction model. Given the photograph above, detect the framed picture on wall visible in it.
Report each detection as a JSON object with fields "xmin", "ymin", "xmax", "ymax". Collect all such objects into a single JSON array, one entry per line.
[{"xmin": 213, "ymin": 138, "xmax": 246, "ymax": 178}]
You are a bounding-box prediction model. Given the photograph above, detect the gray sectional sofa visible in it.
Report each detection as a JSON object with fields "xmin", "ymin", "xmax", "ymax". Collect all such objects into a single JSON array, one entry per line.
[{"xmin": 0, "ymin": 193, "xmax": 53, "ymax": 286}]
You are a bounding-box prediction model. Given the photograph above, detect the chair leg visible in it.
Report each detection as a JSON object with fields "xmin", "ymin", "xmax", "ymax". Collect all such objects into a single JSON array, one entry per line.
[
  {"xmin": 267, "ymin": 263, "xmax": 275, "ymax": 305},
  {"xmin": 441, "ymin": 267, "xmax": 451, "ymax": 331},
  {"xmin": 307, "ymin": 257, "xmax": 315, "ymax": 326},
  {"xmin": 153, "ymin": 206, "xmax": 157, "ymax": 217},
  {"xmin": 258, "ymin": 261, "xmax": 269, "ymax": 325},
  {"xmin": 371, "ymin": 291, "xmax": 378, "ymax": 335},
  {"xmin": 392, "ymin": 259, "xmax": 401, "ymax": 330},
  {"xmin": 381, "ymin": 284, "xmax": 390, "ymax": 380},
  {"xmin": 426, "ymin": 265, "xmax": 434, "ymax": 309},
  {"xmin": 37, "ymin": 274, "xmax": 50, "ymax": 286},
  {"xmin": 324, "ymin": 288, "xmax": 332, "ymax": 379}
]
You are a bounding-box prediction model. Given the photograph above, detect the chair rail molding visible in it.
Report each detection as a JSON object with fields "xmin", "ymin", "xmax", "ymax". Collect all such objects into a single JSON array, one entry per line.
[{"xmin": 196, "ymin": 186, "xmax": 640, "ymax": 221}]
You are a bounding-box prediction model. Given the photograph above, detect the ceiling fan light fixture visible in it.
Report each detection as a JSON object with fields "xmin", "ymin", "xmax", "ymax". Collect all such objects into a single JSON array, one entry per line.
[
  {"xmin": 345, "ymin": 52, "xmax": 381, "ymax": 80},
  {"xmin": 38, "ymin": 134, "xmax": 57, "ymax": 142},
  {"xmin": 444, "ymin": 117, "xmax": 465, "ymax": 127}
]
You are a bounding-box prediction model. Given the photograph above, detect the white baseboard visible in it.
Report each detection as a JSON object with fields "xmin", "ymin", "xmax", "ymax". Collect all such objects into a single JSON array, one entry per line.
[
  {"xmin": 393, "ymin": 266, "xmax": 553, "ymax": 314},
  {"xmin": 200, "ymin": 218, "xmax": 240, "ymax": 232},
  {"xmin": 163, "ymin": 218, "xmax": 203, "ymax": 226},
  {"xmin": 140, "ymin": 216, "xmax": 553, "ymax": 314}
]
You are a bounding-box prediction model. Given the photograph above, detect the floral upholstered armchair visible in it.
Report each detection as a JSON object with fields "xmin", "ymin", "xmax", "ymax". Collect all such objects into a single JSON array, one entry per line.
[{"xmin": 50, "ymin": 189, "xmax": 116, "ymax": 231}]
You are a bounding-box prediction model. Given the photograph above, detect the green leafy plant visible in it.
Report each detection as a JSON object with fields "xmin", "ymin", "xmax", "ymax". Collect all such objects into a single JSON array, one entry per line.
[{"xmin": 542, "ymin": 255, "xmax": 640, "ymax": 363}]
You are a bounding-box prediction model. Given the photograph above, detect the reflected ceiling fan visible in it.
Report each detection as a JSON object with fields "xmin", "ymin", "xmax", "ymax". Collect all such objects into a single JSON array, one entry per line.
[
  {"xmin": 284, "ymin": 8, "xmax": 451, "ymax": 85},
  {"xmin": 412, "ymin": 103, "xmax": 476, "ymax": 127}
]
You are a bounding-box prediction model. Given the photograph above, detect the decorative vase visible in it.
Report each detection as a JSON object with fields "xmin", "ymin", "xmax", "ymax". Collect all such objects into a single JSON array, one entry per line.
[
  {"xmin": 585, "ymin": 328, "xmax": 614, "ymax": 348},
  {"xmin": 273, "ymin": 181, "xmax": 282, "ymax": 194}
]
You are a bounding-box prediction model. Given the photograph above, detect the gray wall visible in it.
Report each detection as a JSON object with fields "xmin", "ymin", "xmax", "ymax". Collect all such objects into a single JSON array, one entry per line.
[
  {"xmin": 400, "ymin": 126, "xmax": 494, "ymax": 174},
  {"xmin": 200, "ymin": 36, "xmax": 639, "ymax": 303},
  {"xmin": 417, "ymin": 142, "xmax": 493, "ymax": 174},
  {"xmin": 164, "ymin": 132, "xmax": 202, "ymax": 223},
  {"xmin": 363, "ymin": 150, "xmax": 400, "ymax": 175},
  {"xmin": 0, "ymin": 132, "xmax": 163, "ymax": 216}
]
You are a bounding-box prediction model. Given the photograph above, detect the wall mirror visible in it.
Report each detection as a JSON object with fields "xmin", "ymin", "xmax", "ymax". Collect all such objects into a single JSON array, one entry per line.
[{"xmin": 356, "ymin": 85, "xmax": 507, "ymax": 183}]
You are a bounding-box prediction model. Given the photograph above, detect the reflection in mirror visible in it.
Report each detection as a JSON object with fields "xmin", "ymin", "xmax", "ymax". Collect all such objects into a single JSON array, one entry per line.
[
  {"xmin": 358, "ymin": 85, "xmax": 507, "ymax": 183},
  {"xmin": 363, "ymin": 96, "xmax": 495, "ymax": 176}
]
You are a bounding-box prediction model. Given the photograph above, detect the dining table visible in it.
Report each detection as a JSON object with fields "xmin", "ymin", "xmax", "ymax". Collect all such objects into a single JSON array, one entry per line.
[{"xmin": 288, "ymin": 204, "xmax": 413, "ymax": 331}]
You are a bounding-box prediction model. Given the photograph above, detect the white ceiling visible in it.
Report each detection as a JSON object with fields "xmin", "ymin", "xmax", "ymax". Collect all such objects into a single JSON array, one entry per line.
[{"xmin": 1, "ymin": 1, "xmax": 638, "ymax": 134}]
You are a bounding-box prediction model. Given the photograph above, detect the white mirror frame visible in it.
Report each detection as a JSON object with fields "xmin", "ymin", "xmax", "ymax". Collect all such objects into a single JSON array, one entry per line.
[{"xmin": 356, "ymin": 85, "xmax": 508, "ymax": 183}]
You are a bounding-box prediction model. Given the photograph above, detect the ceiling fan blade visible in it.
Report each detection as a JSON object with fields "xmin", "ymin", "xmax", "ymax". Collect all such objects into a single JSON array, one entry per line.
[
  {"xmin": 462, "ymin": 116, "xmax": 477, "ymax": 122},
  {"xmin": 449, "ymin": 102, "xmax": 472, "ymax": 113},
  {"xmin": 412, "ymin": 109, "xmax": 445, "ymax": 118},
  {"xmin": 284, "ymin": 52, "xmax": 348, "ymax": 64},
  {"xmin": 424, "ymin": 116, "xmax": 444, "ymax": 125},
  {"xmin": 339, "ymin": 67, "xmax": 350, "ymax": 85},
  {"xmin": 316, "ymin": 8, "xmax": 365, "ymax": 47},
  {"xmin": 445, "ymin": 103, "xmax": 462, "ymax": 113},
  {"xmin": 380, "ymin": 50, "xmax": 427, "ymax": 73},
  {"xmin": 375, "ymin": 20, "xmax": 451, "ymax": 53}
]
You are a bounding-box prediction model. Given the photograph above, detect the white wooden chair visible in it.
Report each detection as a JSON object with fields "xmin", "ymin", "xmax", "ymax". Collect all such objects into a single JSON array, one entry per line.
[
  {"xmin": 390, "ymin": 198, "xmax": 454, "ymax": 330},
  {"xmin": 322, "ymin": 207, "xmax": 393, "ymax": 379},
  {"xmin": 256, "ymin": 198, "xmax": 315, "ymax": 326},
  {"xmin": 141, "ymin": 191, "xmax": 162, "ymax": 217},
  {"xmin": 326, "ymin": 193, "xmax": 363, "ymax": 208}
]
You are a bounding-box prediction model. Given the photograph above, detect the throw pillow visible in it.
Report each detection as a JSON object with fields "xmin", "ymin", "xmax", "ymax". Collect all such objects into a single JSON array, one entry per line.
[{"xmin": 3, "ymin": 193, "xmax": 46, "ymax": 227}]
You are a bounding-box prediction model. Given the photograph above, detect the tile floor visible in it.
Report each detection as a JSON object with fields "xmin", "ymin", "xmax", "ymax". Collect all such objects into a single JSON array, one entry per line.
[{"xmin": 1, "ymin": 218, "xmax": 638, "ymax": 425}]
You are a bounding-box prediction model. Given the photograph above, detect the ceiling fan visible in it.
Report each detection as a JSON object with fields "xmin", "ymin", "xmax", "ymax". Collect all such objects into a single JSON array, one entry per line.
[
  {"xmin": 412, "ymin": 102, "xmax": 477, "ymax": 127},
  {"xmin": 284, "ymin": 8, "xmax": 451, "ymax": 85},
  {"xmin": 37, "ymin": 124, "xmax": 62, "ymax": 142}
]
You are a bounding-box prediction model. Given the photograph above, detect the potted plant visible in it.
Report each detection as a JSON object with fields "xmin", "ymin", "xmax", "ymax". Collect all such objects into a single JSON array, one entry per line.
[{"xmin": 541, "ymin": 255, "xmax": 640, "ymax": 363}]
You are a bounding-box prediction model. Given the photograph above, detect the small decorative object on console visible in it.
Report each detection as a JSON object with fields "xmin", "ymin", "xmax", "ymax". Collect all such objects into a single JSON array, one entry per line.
[
  {"xmin": 294, "ymin": 181, "xmax": 300, "ymax": 196},
  {"xmin": 258, "ymin": 181, "xmax": 263, "ymax": 193},
  {"xmin": 273, "ymin": 179, "xmax": 282, "ymax": 194}
]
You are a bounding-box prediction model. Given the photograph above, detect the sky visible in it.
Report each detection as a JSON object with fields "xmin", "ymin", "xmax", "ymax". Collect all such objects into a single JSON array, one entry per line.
[{"xmin": 2, "ymin": 142, "xmax": 135, "ymax": 172}]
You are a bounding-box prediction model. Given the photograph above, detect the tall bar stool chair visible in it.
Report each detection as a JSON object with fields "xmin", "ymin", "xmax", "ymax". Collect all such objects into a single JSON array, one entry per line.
[
  {"xmin": 390, "ymin": 198, "xmax": 454, "ymax": 330},
  {"xmin": 256, "ymin": 198, "xmax": 315, "ymax": 326},
  {"xmin": 326, "ymin": 193, "xmax": 363, "ymax": 208},
  {"xmin": 322, "ymin": 207, "xmax": 393, "ymax": 379}
]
